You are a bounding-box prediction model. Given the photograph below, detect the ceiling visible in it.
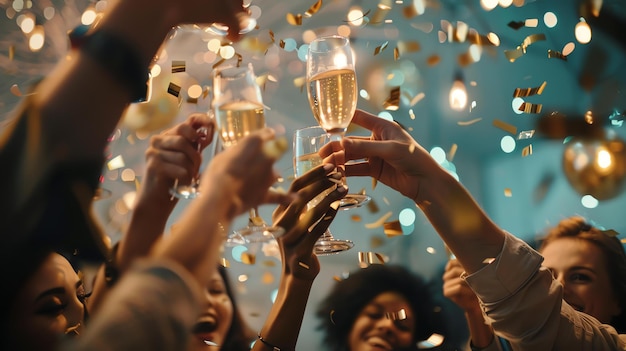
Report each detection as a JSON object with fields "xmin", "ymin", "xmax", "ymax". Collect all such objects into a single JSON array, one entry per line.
[{"xmin": 2, "ymin": 0, "xmax": 626, "ymax": 348}]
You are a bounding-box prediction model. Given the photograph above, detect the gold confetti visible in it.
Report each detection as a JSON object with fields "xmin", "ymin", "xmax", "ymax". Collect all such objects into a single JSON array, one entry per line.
[
  {"xmin": 521, "ymin": 144, "xmax": 533, "ymax": 157},
  {"xmin": 408, "ymin": 144, "xmax": 416, "ymax": 154},
  {"xmin": 107, "ymin": 155, "xmax": 125, "ymax": 171},
  {"xmin": 298, "ymin": 261, "xmax": 310, "ymax": 269},
  {"xmin": 483, "ymin": 257, "xmax": 496, "ymax": 264},
  {"xmin": 383, "ymin": 220, "xmax": 403, "ymax": 237},
  {"xmin": 505, "ymin": 33, "xmax": 546, "ymax": 62},
  {"xmin": 358, "ymin": 251, "xmax": 387, "ymax": 268},
  {"xmin": 370, "ymin": 235, "xmax": 384, "ymax": 249},
  {"xmin": 171, "ymin": 60, "xmax": 185, "ymax": 73},
  {"xmin": 547, "ymin": 50, "xmax": 568, "ymax": 61},
  {"xmin": 351, "ymin": 214, "xmax": 362, "ymax": 222},
  {"xmin": 492, "ymin": 119, "xmax": 517, "ymax": 135},
  {"xmin": 383, "ymin": 86, "xmax": 400, "ymax": 110},
  {"xmin": 9, "ymin": 45, "xmax": 14, "ymax": 61},
  {"xmin": 374, "ymin": 41, "xmax": 389, "ymax": 56},
  {"xmin": 393, "ymin": 47, "xmax": 400, "ymax": 61},
  {"xmin": 518, "ymin": 130, "xmax": 535, "ymax": 139},
  {"xmin": 518, "ymin": 102, "xmax": 542, "ymax": 114},
  {"xmin": 241, "ymin": 252, "xmax": 256, "ymax": 265},
  {"xmin": 365, "ymin": 211, "xmax": 393, "ymax": 229},
  {"xmin": 10, "ymin": 84, "xmax": 22, "ymax": 97},
  {"xmin": 512, "ymin": 81, "xmax": 546, "ymax": 97},
  {"xmin": 261, "ymin": 271, "xmax": 274, "ymax": 284},
  {"xmin": 448, "ymin": 144, "xmax": 458, "ymax": 162},
  {"xmin": 410, "ymin": 92, "xmax": 425, "ymax": 107},
  {"xmin": 279, "ymin": 39, "xmax": 286, "ymax": 49},
  {"xmin": 427, "ymin": 55, "xmax": 441, "ymax": 66},
  {"xmin": 504, "ymin": 48, "xmax": 525, "ymax": 62},
  {"xmin": 304, "ymin": 0, "xmax": 323, "ymax": 17},
  {"xmin": 370, "ymin": 1, "xmax": 392, "ymax": 24},
  {"xmin": 367, "ymin": 197, "xmax": 379, "ymax": 213},
  {"xmin": 504, "ymin": 188, "xmax": 512, "ymax": 197},
  {"xmin": 371, "ymin": 178, "xmax": 378, "ymax": 191},
  {"xmin": 167, "ymin": 82, "xmax": 181, "ymax": 98},
  {"xmin": 457, "ymin": 117, "xmax": 482, "ymax": 126},
  {"xmin": 397, "ymin": 41, "xmax": 421, "ymax": 54},
  {"xmin": 286, "ymin": 13, "xmax": 303, "ymax": 25},
  {"xmin": 220, "ymin": 258, "xmax": 230, "ymax": 268}
]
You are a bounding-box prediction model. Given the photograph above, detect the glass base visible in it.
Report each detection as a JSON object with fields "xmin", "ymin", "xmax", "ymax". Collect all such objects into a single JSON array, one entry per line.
[
  {"xmin": 236, "ymin": 225, "xmax": 284, "ymax": 243},
  {"xmin": 338, "ymin": 194, "xmax": 371, "ymax": 210},
  {"xmin": 169, "ymin": 185, "xmax": 200, "ymax": 200},
  {"xmin": 314, "ymin": 239, "xmax": 354, "ymax": 255}
]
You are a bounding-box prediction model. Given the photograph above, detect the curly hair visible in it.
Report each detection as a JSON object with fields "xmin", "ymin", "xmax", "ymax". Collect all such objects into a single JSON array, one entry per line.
[
  {"xmin": 315, "ymin": 264, "xmax": 438, "ymax": 351},
  {"xmin": 539, "ymin": 216, "xmax": 626, "ymax": 333}
]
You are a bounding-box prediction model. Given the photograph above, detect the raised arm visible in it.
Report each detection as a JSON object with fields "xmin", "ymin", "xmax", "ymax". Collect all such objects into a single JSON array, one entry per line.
[{"xmin": 253, "ymin": 164, "xmax": 346, "ymax": 351}]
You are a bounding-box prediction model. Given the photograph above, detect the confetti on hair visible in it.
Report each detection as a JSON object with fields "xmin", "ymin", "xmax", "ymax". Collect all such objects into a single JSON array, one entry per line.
[
  {"xmin": 513, "ymin": 81, "xmax": 546, "ymax": 98},
  {"xmin": 171, "ymin": 60, "xmax": 185, "ymax": 73},
  {"xmin": 492, "ymin": 119, "xmax": 517, "ymax": 135},
  {"xmin": 457, "ymin": 117, "xmax": 482, "ymax": 126},
  {"xmin": 521, "ymin": 145, "xmax": 533, "ymax": 157},
  {"xmin": 365, "ymin": 211, "xmax": 393, "ymax": 229},
  {"xmin": 384, "ymin": 220, "xmax": 403, "ymax": 237}
]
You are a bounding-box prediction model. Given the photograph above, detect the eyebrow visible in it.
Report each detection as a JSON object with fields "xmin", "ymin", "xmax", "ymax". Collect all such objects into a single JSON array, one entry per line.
[{"xmin": 35, "ymin": 280, "xmax": 84, "ymax": 303}]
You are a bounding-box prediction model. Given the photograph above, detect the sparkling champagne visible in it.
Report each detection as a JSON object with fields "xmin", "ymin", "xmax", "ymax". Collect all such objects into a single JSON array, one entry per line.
[
  {"xmin": 294, "ymin": 152, "xmax": 323, "ymax": 178},
  {"xmin": 307, "ymin": 68, "xmax": 357, "ymax": 134},
  {"xmin": 216, "ymin": 100, "xmax": 265, "ymax": 148}
]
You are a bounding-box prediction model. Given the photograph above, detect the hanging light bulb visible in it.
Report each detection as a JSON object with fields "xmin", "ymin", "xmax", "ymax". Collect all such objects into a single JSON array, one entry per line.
[{"xmin": 449, "ymin": 72, "xmax": 467, "ymax": 111}]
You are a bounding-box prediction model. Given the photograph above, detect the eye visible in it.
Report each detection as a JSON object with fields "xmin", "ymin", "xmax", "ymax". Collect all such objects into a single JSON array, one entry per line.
[
  {"xmin": 393, "ymin": 320, "xmax": 412, "ymax": 332},
  {"xmin": 36, "ymin": 302, "xmax": 67, "ymax": 316},
  {"xmin": 76, "ymin": 285, "xmax": 89, "ymax": 303},
  {"xmin": 569, "ymin": 273, "xmax": 591, "ymax": 283}
]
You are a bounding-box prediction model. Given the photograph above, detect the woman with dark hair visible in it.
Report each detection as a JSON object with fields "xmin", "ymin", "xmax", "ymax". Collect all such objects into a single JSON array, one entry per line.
[{"xmin": 316, "ymin": 264, "xmax": 439, "ymax": 351}]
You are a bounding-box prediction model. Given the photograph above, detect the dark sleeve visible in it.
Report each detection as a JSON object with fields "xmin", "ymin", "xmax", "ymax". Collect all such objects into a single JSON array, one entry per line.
[{"xmin": 65, "ymin": 260, "xmax": 201, "ymax": 351}]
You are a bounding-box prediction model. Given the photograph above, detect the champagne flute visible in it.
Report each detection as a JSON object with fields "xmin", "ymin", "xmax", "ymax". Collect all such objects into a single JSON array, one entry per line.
[
  {"xmin": 169, "ymin": 125, "xmax": 210, "ymax": 200},
  {"xmin": 213, "ymin": 63, "xmax": 283, "ymax": 244},
  {"xmin": 306, "ymin": 35, "xmax": 370, "ymax": 209},
  {"xmin": 294, "ymin": 126, "xmax": 353, "ymax": 255}
]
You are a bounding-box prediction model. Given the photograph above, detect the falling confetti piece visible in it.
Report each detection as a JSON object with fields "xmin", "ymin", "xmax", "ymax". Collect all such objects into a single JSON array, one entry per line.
[
  {"xmin": 384, "ymin": 220, "xmax": 403, "ymax": 237},
  {"xmin": 410, "ymin": 92, "xmax": 425, "ymax": 107},
  {"xmin": 374, "ymin": 41, "xmax": 389, "ymax": 55},
  {"xmin": 10, "ymin": 84, "xmax": 22, "ymax": 97},
  {"xmin": 492, "ymin": 119, "xmax": 517, "ymax": 135},
  {"xmin": 504, "ymin": 188, "xmax": 512, "ymax": 197},
  {"xmin": 518, "ymin": 102, "xmax": 542, "ymax": 114},
  {"xmin": 448, "ymin": 144, "xmax": 458, "ymax": 162},
  {"xmin": 167, "ymin": 82, "xmax": 181, "ymax": 98},
  {"xmin": 383, "ymin": 86, "xmax": 400, "ymax": 110},
  {"xmin": 517, "ymin": 130, "xmax": 535, "ymax": 140},
  {"xmin": 241, "ymin": 252, "xmax": 256, "ymax": 265},
  {"xmin": 304, "ymin": 0, "xmax": 323, "ymax": 17},
  {"xmin": 457, "ymin": 117, "xmax": 482, "ymax": 126},
  {"xmin": 427, "ymin": 55, "xmax": 441, "ymax": 66},
  {"xmin": 107, "ymin": 155, "xmax": 125, "ymax": 171},
  {"xmin": 171, "ymin": 60, "xmax": 185, "ymax": 73},
  {"xmin": 351, "ymin": 214, "xmax": 362, "ymax": 222},
  {"xmin": 513, "ymin": 81, "xmax": 546, "ymax": 98},
  {"xmin": 358, "ymin": 251, "xmax": 387, "ymax": 267},
  {"xmin": 521, "ymin": 144, "xmax": 533, "ymax": 157},
  {"xmin": 365, "ymin": 211, "xmax": 393, "ymax": 229},
  {"xmin": 547, "ymin": 50, "xmax": 568, "ymax": 60}
]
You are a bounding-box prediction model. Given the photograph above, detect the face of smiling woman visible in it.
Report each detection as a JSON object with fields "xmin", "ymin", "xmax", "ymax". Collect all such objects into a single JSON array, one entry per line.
[
  {"xmin": 189, "ymin": 270, "xmax": 234, "ymax": 350},
  {"xmin": 347, "ymin": 292, "xmax": 415, "ymax": 351},
  {"xmin": 10, "ymin": 252, "xmax": 86, "ymax": 350},
  {"xmin": 541, "ymin": 237, "xmax": 622, "ymax": 324}
]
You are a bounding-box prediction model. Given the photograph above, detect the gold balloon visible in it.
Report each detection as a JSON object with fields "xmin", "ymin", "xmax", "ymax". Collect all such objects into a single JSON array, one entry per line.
[{"xmin": 562, "ymin": 131, "xmax": 626, "ymax": 200}]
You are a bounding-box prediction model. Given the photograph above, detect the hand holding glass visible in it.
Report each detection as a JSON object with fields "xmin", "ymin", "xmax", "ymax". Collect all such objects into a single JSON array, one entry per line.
[
  {"xmin": 213, "ymin": 63, "xmax": 283, "ymax": 244},
  {"xmin": 293, "ymin": 126, "xmax": 353, "ymax": 255}
]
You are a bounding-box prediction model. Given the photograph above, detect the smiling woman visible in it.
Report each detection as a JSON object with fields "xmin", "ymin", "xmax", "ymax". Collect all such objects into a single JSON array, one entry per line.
[
  {"xmin": 316, "ymin": 264, "xmax": 445, "ymax": 351},
  {"xmin": 7, "ymin": 252, "xmax": 86, "ymax": 351}
]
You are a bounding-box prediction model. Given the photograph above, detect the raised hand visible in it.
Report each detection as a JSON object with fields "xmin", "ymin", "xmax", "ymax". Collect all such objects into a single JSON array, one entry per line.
[
  {"xmin": 319, "ymin": 109, "xmax": 440, "ymax": 203},
  {"xmin": 272, "ymin": 164, "xmax": 345, "ymax": 280},
  {"xmin": 442, "ymin": 259, "xmax": 481, "ymax": 313}
]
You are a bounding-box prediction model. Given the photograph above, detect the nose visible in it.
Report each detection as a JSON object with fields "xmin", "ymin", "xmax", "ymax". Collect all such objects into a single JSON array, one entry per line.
[
  {"xmin": 65, "ymin": 296, "xmax": 85, "ymax": 336},
  {"xmin": 374, "ymin": 316, "xmax": 398, "ymax": 335}
]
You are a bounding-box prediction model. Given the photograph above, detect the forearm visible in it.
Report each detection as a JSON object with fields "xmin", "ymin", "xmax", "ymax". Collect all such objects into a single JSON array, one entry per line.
[
  {"xmin": 150, "ymin": 182, "xmax": 235, "ymax": 289},
  {"xmin": 417, "ymin": 167, "xmax": 504, "ymax": 274},
  {"xmin": 33, "ymin": 0, "xmax": 176, "ymax": 162},
  {"xmin": 465, "ymin": 308, "xmax": 496, "ymax": 349},
  {"xmin": 253, "ymin": 275, "xmax": 315, "ymax": 351}
]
